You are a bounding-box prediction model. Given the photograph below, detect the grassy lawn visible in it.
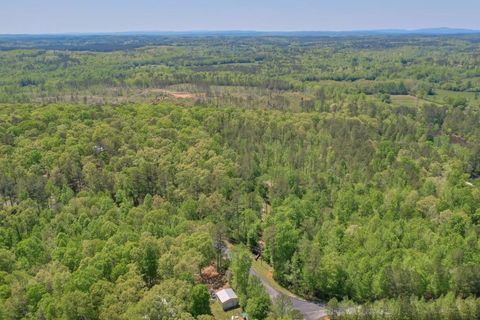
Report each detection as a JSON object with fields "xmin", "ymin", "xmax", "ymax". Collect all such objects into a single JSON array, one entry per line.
[{"xmin": 210, "ymin": 300, "xmax": 243, "ymax": 320}]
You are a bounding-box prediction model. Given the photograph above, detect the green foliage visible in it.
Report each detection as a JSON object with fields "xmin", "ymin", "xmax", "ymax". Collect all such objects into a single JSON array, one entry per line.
[
  {"xmin": 231, "ymin": 246, "xmax": 252, "ymax": 305},
  {"xmin": 0, "ymin": 34, "xmax": 479, "ymax": 320},
  {"xmin": 333, "ymin": 294, "xmax": 480, "ymax": 320},
  {"xmin": 246, "ymin": 277, "xmax": 271, "ymax": 320},
  {"xmin": 238, "ymin": 209, "xmax": 261, "ymax": 248},
  {"xmin": 327, "ymin": 297, "xmax": 340, "ymax": 320},
  {"xmin": 190, "ymin": 284, "xmax": 211, "ymax": 317},
  {"xmin": 140, "ymin": 241, "xmax": 159, "ymax": 287},
  {"xmin": 14, "ymin": 236, "xmax": 48, "ymax": 268},
  {"xmin": 267, "ymin": 295, "xmax": 303, "ymax": 320}
]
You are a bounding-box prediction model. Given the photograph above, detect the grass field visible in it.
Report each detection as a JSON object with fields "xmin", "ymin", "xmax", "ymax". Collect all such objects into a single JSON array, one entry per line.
[
  {"xmin": 390, "ymin": 95, "xmax": 422, "ymax": 107},
  {"xmin": 390, "ymin": 90, "xmax": 480, "ymax": 108},
  {"xmin": 427, "ymin": 89, "xmax": 479, "ymax": 105},
  {"xmin": 210, "ymin": 300, "xmax": 243, "ymax": 320},
  {"xmin": 436, "ymin": 89, "xmax": 478, "ymax": 100}
]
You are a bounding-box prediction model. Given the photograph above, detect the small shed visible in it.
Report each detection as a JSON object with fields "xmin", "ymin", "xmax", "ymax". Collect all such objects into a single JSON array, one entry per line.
[{"xmin": 215, "ymin": 288, "xmax": 239, "ymax": 311}]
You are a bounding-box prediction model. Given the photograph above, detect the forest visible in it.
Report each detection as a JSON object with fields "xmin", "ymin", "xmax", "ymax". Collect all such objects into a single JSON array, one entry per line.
[{"xmin": 0, "ymin": 34, "xmax": 479, "ymax": 320}]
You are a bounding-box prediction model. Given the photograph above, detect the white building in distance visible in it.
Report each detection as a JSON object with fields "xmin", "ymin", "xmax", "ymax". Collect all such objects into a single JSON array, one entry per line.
[{"xmin": 215, "ymin": 288, "xmax": 239, "ymax": 311}]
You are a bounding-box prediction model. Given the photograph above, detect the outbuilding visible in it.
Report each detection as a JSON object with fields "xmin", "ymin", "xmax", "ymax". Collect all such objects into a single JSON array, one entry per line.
[{"xmin": 215, "ymin": 288, "xmax": 239, "ymax": 311}]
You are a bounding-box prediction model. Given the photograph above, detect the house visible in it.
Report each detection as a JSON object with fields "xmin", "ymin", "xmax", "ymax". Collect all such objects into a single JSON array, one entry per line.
[{"xmin": 215, "ymin": 288, "xmax": 239, "ymax": 311}]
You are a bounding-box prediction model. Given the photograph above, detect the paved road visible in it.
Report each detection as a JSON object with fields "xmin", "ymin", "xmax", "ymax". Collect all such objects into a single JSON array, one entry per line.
[
  {"xmin": 249, "ymin": 268, "xmax": 327, "ymax": 320},
  {"xmin": 223, "ymin": 244, "xmax": 327, "ymax": 320}
]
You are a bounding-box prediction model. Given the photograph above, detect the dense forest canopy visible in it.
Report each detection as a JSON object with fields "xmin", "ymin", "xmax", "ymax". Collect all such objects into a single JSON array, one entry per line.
[
  {"xmin": 0, "ymin": 35, "xmax": 479, "ymax": 320},
  {"xmin": 1, "ymin": 35, "xmax": 480, "ymax": 105}
]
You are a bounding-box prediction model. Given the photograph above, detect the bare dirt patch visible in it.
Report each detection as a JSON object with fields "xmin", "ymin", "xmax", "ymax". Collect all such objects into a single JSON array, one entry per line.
[
  {"xmin": 200, "ymin": 265, "xmax": 226, "ymax": 291},
  {"xmin": 169, "ymin": 92, "xmax": 196, "ymax": 99},
  {"xmin": 143, "ymin": 88, "xmax": 198, "ymax": 99}
]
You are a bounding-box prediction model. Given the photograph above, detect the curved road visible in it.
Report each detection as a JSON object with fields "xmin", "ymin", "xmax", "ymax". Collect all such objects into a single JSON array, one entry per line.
[
  {"xmin": 223, "ymin": 244, "xmax": 327, "ymax": 320},
  {"xmin": 249, "ymin": 268, "xmax": 327, "ymax": 320}
]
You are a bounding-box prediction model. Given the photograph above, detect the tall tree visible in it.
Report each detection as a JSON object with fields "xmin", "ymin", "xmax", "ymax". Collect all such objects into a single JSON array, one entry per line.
[{"xmin": 231, "ymin": 246, "xmax": 252, "ymax": 305}]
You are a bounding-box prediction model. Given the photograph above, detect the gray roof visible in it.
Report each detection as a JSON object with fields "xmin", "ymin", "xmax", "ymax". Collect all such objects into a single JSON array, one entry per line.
[{"xmin": 216, "ymin": 288, "xmax": 238, "ymax": 303}]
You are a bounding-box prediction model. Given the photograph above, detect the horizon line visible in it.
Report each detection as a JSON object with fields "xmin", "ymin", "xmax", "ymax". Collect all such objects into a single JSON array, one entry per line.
[{"xmin": 1, "ymin": 27, "xmax": 480, "ymax": 36}]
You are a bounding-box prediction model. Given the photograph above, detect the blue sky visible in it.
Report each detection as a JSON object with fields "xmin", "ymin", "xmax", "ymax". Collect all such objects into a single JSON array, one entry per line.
[{"xmin": 1, "ymin": 0, "xmax": 480, "ymax": 34}]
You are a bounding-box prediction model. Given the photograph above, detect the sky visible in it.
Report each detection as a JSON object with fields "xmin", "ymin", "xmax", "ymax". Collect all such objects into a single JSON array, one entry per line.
[{"xmin": 1, "ymin": 0, "xmax": 480, "ymax": 34}]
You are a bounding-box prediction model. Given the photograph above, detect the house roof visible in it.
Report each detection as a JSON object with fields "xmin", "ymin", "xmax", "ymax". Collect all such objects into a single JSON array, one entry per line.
[{"xmin": 216, "ymin": 288, "xmax": 238, "ymax": 303}]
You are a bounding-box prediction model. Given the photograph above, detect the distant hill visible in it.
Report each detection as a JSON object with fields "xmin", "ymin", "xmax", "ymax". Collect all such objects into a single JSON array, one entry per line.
[
  {"xmin": 398, "ymin": 28, "xmax": 480, "ymax": 35},
  {"xmin": 1, "ymin": 28, "xmax": 480, "ymax": 38},
  {"xmin": 1, "ymin": 28, "xmax": 479, "ymax": 52},
  {"xmin": 77, "ymin": 28, "xmax": 480, "ymax": 36}
]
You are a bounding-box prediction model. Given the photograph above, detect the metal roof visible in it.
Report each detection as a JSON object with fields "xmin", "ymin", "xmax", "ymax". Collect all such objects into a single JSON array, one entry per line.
[{"xmin": 215, "ymin": 288, "xmax": 238, "ymax": 303}]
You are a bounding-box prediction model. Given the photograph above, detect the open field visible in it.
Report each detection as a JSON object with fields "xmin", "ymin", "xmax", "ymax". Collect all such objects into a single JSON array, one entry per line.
[
  {"xmin": 390, "ymin": 95, "xmax": 424, "ymax": 107},
  {"xmin": 433, "ymin": 89, "xmax": 479, "ymax": 102}
]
